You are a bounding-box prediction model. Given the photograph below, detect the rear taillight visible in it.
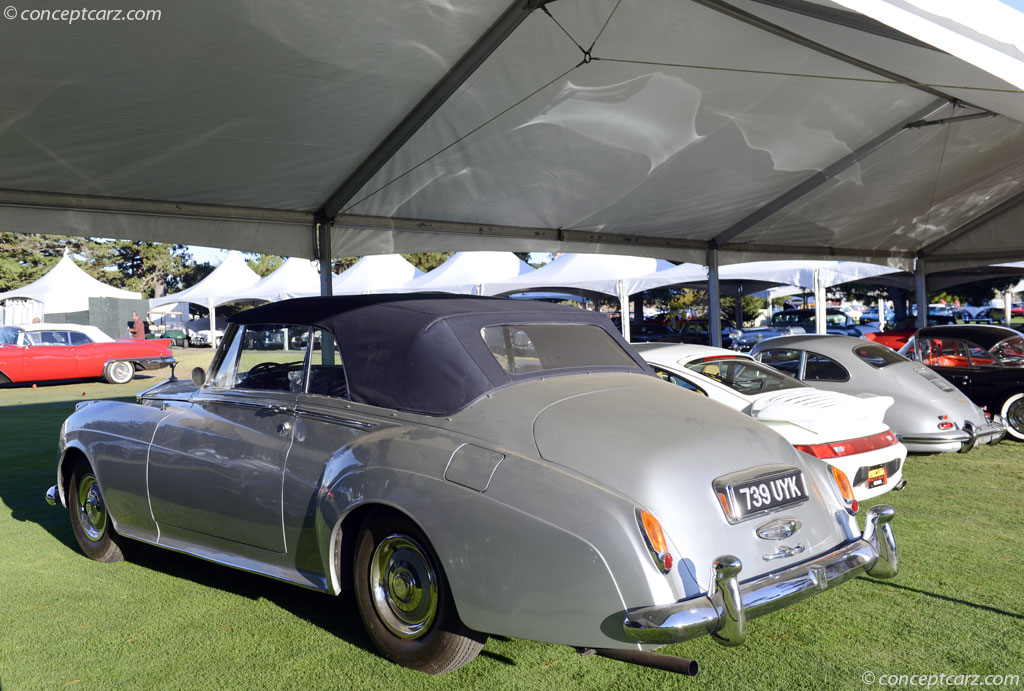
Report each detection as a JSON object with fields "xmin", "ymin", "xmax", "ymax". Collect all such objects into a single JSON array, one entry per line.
[
  {"xmin": 794, "ymin": 430, "xmax": 897, "ymax": 459},
  {"xmin": 637, "ymin": 509, "xmax": 673, "ymax": 574},
  {"xmin": 829, "ymin": 465, "xmax": 859, "ymax": 515}
]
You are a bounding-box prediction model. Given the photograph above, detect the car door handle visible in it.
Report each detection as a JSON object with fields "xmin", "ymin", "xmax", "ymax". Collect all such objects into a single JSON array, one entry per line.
[{"xmin": 278, "ymin": 421, "xmax": 293, "ymax": 436}]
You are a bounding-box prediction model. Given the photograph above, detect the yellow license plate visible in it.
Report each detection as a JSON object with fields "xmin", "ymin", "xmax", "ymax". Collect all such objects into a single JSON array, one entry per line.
[{"xmin": 867, "ymin": 465, "xmax": 887, "ymax": 488}]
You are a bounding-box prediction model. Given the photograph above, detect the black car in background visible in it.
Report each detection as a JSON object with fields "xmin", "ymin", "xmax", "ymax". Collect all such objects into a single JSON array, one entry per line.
[
  {"xmin": 730, "ymin": 309, "xmax": 867, "ymax": 352},
  {"xmin": 899, "ymin": 324, "xmax": 1024, "ymax": 440}
]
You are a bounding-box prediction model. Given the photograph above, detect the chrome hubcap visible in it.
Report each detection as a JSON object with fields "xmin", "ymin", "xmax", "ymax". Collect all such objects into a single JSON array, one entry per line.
[
  {"xmin": 369, "ymin": 534, "xmax": 438, "ymax": 639},
  {"xmin": 77, "ymin": 474, "xmax": 106, "ymax": 542},
  {"xmin": 1007, "ymin": 398, "xmax": 1024, "ymax": 434}
]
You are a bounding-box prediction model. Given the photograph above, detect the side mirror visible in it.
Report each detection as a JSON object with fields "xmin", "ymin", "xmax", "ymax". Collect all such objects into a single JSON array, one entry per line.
[{"xmin": 191, "ymin": 367, "xmax": 206, "ymax": 387}]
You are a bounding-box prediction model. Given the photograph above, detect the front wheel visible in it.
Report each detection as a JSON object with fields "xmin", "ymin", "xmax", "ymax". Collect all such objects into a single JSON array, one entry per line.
[
  {"xmin": 102, "ymin": 360, "xmax": 135, "ymax": 384},
  {"xmin": 354, "ymin": 511, "xmax": 485, "ymax": 674},
  {"xmin": 68, "ymin": 461, "xmax": 129, "ymax": 562},
  {"xmin": 999, "ymin": 392, "xmax": 1024, "ymax": 440}
]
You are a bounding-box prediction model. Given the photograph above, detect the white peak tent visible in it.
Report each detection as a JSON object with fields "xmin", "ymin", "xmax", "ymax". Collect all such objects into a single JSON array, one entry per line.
[
  {"xmin": 148, "ymin": 250, "xmax": 261, "ymax": 336},
  {"xmin": 0, "ymin": 251, "xmax": 140, "ymax": 317},
  {"xmin": 332, "ymin": 254, "xmax": 423, "ymax": 295},
  {"xmin": 218, "ymin": 257, "xmax": 322, "ymax": 306},
  {"xmin": 483, "ymin": 253, "xmax": 676, "ymax": 341},
  {"xmin": 391, "ymin": 251, "xmax": 533, "ymax": 295},
  {"xmin": 150, "ymin": 251, "xmax": 260, "ymax": 309}
]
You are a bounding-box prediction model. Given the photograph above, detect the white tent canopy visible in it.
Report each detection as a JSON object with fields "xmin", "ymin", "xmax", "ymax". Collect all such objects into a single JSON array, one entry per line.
[
  {"xmin": 332, "ymin": 254, "xmax": 423, "ymax": 294},
  {"xmin": 391, "ymin": 251, "xmax": 533, "ymax": 295},
  {"xmin": 0, "ymin": 251, "xmax": 140, "ymax": 314},
  {"xmin": 1, "ymin": 0, "xmax": 1023, "ymax": 274},
  {"xmin": 483, "ymin": 253, "xmax": 674, "ymax": 340},
  {"xmin": 485, "ymin": 253, "xmax": 675, "ymax": 298},
  {"xmin": 149, "ymin": 250, "xmax": 260, "ymax": 309},
  {"xmin": 217, "ymin": 257, "xmax": 321, "ymax": 307}
]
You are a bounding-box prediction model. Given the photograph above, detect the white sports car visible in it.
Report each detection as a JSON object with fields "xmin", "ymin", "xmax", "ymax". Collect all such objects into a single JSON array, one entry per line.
[{"xmin": 635, "ymin": 343, "xmax": 907, "ymax": 503}]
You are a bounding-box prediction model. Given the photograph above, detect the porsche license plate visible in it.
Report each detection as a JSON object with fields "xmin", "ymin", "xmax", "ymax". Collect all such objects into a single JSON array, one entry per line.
[
  {"xmin": 730, "ymin": 470, "xmax": 807, "ymax": 520},
  {"xmin": 866, "ymin": 464, "xmax": 887, "ymax": 489}
]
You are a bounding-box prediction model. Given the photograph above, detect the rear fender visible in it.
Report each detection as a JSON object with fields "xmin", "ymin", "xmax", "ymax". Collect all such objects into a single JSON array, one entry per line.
[{"xmin": 314, "ymin": 433, "xmax": 669, "ymax": 649}]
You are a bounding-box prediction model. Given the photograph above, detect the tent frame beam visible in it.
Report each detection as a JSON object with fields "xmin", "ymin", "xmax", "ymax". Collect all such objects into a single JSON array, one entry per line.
[
  {"xmin": 0, "ymin": 188, "xmax": 313, "ymax": 225},
  {"xmin": 745, "ymin": 0, "xmax": 940, "ymax": 51},
  {"xmin": 692, "ymin": 0, "xmax": 974, "ymax": 105},
  {"xmin": 317, "ymin": 0, "xmax": 542, "ymax": 220},
  {"xmin": 712, "ymin": 98, "xmax": 948, "ymax": 245}
]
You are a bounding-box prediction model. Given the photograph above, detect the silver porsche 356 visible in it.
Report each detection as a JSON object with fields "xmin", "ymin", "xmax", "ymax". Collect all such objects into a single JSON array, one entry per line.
[{"xmin": 46, "ymin": 295, "xmax": 899, "ymax": 675}]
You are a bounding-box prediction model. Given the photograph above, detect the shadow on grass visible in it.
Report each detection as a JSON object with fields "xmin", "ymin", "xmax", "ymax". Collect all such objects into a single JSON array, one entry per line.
[
  {"xmin": 123, "ymin": 542, "xmax": 375, "ymax": 653},
  {"xmin": 865, "ymin": 579, "xmax": 1024, "ymax": 621}
]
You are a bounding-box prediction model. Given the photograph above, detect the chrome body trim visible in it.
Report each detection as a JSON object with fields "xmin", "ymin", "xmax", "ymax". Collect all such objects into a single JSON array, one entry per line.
[
  {"xmin": 898, "ymin": 417, "xmax": 1005, "ymax": 453},
  {"xmin": 623, "ymin": 505, "xmax": 897, "ymax": 645},
  {"xmin": 103, "ymin": 356, "xmax": 176, "ymax": 371},
  {"xmin": 295, "ymin": 409, "xmax": 376, "ymax": 430}
]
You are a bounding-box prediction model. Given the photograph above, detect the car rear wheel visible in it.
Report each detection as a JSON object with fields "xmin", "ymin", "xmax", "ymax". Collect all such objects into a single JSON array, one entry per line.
[
  {"xmin": 999, "ymin": 392, "xmax": 1024, "ymax": 440},
  {"xmin": 69, "ymin": 461, "xmax": 129, "ymax": 562},
  {"xmin": 354, "ymin": 510, "xmax": 485, "ymax": 674},
  {"xmin": 102, "ymin": 360, "xmax": 135, "ymax": 384}
]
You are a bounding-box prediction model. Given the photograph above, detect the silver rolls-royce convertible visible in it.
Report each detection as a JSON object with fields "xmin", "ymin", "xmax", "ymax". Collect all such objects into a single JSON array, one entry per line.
[{"xmin": 46, "ymin": 295, "xmax": 899, "ymax": 676}]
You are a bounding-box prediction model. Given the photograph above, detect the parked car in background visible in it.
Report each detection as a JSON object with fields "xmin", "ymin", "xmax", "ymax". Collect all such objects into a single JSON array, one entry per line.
[
  {"xmin": 626, "ymin": 321, "xmax": 688, "ymax": 343},
  {"xmin": 46, "ymin": 295, "xmax": 899, "ymax": 676},
  {"xmin": 671, "ymin": 317, "xmax": 737, "ymax": 345},
  {"xmin": 0, "ymin": 323, "xmax": 173, "ymax": 385},
  {"xmin": 636, "ymin": 343, "xmax": 906, "ymax": 501},
  {"xmin": 858, "ymin": 306, "xmax": 894, "ymax": 325},
  {"xmin": 750, "ymin": 335, "xmax": 1005, "ymax": 454},
  {"xmin": 899, "ymin": 325, "xmax": 1024, "ymax": 440},
  {"xmin": 729, "ymin": 309, "xmax": 870, "ymax": 352},
  {"xmin": 866, "ymin": 315, "xmax": 957, "ymax": 350}
]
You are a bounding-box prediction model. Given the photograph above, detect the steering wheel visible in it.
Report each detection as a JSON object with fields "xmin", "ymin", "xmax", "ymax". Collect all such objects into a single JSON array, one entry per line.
[{"xmin": 240, "ymin": 361, "xmax": 296, "ymax": 389}]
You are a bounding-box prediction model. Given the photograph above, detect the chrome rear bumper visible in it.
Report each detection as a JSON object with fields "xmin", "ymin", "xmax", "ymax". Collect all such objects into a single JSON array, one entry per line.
[
  {"xmin": 623, "ymin": 505, "xmax": 897, "ymax": 646},
  {"xmin": 899, "ymin": 417, "xmax": 1005, "ymax": 454}
]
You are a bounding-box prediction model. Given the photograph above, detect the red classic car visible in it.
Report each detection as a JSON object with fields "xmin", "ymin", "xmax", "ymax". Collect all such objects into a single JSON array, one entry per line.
[
  {"xmin": 865, "ymin": 315, "xmax": 957, "ymax": 350},
  {"xmin": 0, "ymin": 323, "xmax": 174, "ymax": 385}
]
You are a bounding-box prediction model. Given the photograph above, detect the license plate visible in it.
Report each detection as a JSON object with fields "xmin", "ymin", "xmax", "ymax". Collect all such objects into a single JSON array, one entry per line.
[
  {"xmin": 866, "ymin": 464, "xmax": 887, "ymax": 489},
  {"xmin": 729, "ymin": 470, "xmax": 808, "ymax": 520}
]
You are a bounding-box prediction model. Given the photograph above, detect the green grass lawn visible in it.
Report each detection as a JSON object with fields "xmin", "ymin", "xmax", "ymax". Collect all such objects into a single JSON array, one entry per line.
[{"xmin": 1, "ymin": 350, "xmax": 1022, "ymax": 690}]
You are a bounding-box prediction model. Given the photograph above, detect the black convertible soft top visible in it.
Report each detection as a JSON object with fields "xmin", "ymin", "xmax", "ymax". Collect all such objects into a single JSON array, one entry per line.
[{"xmin": 230, "ymin": 294, "xmax": 651, "ymax": 415}]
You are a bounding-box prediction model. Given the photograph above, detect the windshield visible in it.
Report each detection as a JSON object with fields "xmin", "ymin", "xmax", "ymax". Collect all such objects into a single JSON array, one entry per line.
[
  {"xmin": 684, "ymin": 357, "xmax": 804, "ymax": 395},
  {"xmin": 771, "ymin": 311, "xmax": 811, "ymax": 325},
  {"xmin": 991, "ymin": 335, "xmax": 1024, "ymax": 364}
]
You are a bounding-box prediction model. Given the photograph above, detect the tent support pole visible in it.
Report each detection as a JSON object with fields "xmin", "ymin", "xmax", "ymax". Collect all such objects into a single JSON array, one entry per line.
[
  {"xmin": 1005, "ymin": 291, "xmax": 1012, "ymax": 326},
  {"xmin": 813, "ymin": 269, "xmax": 826, "ymax": 334},
  {"xmin": 317, "ymin": 220, "xmax": 333, "ymax": 297},
  {"xmin": 707, "ymin": 247, "xmax": 722, "ymax": 348},
  {"xmin": 914, "ymin": 256, "xmax": 928, "ymax": 329},
  {"xmin": 208, "ymin": 297, "xmax": 216, "ymax": 348},
  {"xmin": 736, "ymin": 283, "xmax": 744, "ymax": 329},
  {"xmin": 618, "ymin": 280, "xmax": 631, "ymax": 342}
]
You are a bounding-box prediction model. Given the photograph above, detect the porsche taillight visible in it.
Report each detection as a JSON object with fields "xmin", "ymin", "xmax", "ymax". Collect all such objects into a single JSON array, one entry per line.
[{"xmin": 794, "ymin": 430, "xmax": 897, "ymax": 459}]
